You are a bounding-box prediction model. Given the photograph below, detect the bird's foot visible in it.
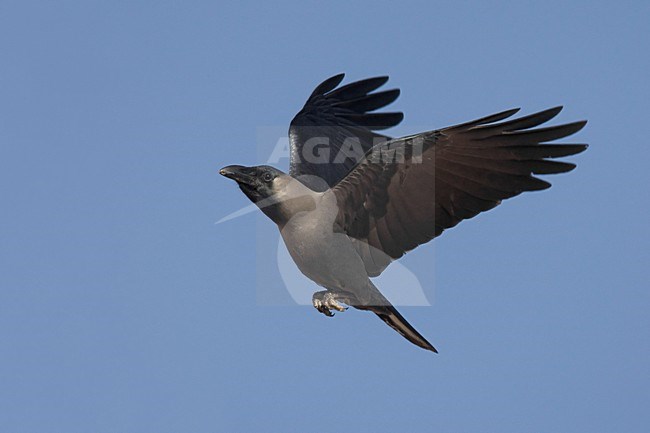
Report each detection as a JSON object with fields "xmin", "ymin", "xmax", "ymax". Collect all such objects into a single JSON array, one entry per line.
[{"xmin": 312, "ymin": 291, "xmax": 348, "ymax": 317}]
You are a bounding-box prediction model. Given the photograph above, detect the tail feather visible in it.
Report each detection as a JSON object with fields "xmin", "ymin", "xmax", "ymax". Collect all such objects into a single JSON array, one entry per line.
[
  {"xmin": 370, "ymin": 305, "xmax": 438, "ymax": 353},
  {"xmin": 350, "ymin": 281, "xmax": 437, "ymax": 352}
]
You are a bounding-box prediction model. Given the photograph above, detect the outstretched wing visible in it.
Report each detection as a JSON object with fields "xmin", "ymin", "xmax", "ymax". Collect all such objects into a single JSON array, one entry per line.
[
  {"xmin": 332, "ymin": 107, "xmax": 587, "ymax": 276},
  {"xmin": 289, "ymin": 74, "xmax": 403, "ymax": 190}
]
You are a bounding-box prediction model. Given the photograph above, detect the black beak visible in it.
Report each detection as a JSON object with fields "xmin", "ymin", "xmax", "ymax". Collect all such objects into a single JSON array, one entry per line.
[{"xmin": 219, "ymin": 165, "xmax": 254, "ymax": 185}]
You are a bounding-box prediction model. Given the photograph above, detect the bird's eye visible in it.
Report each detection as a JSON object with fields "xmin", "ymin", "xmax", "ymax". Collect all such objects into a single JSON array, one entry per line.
[{"xmin": 263, "ymin": 173, "xmax": 274, "ymax": 182}]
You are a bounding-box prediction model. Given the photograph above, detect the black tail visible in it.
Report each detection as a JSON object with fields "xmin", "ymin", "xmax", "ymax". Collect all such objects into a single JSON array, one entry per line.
[
  {"xmin": 369, "ymin": 304, "xmax": 438, "ymax": 353},
  {"xmin": 353, "ymin": 282, "xmax": 437, "ymax": 352}
]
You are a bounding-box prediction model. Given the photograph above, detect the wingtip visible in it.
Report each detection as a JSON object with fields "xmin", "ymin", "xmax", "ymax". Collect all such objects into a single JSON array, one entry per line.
[
  {"xmin": 543, "ymin": 106, "xmax": 564, "ymax": 119},
  {"xmin": 575, "ymin": 143, "xmax": 589, "ymax": 153},
  {"xmin": 361, "ymin": 75, "xmax": 391, "ymax": 89},
  {"xmin": 309, "ymin": 73, "xmax": 346, "ymax": 98},
  {"xmin": 567, "ymin": 120, "xmax": 588, "ymax": 135},
  {"xmin": 494, "ymin": 107, "xmax": 521, "ymax": 120}
]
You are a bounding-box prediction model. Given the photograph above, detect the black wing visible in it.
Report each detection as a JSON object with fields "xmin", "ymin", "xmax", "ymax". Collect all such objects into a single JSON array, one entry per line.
[
  {"xmin": 332, "ymin": 107, "xmax": 587, "ymax": 276},
  {"xmin": 289, "ymin": 74, "xmax": 403, "ymax": 191}
]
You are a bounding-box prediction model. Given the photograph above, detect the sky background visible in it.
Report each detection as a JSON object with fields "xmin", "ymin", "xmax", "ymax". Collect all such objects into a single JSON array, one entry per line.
[{"xmin": 1, "ymin": 1, "xmax": 649, "ymax": 432}]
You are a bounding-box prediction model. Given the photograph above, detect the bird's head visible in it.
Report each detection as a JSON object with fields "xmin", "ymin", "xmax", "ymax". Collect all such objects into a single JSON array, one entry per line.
[
  {"xmin": 219, "ymin": 165, "xmax": 286, "ymax": 202},
  {"xmin": 220, "ymin": 164, "xmax": 316, "ymax": 226}
]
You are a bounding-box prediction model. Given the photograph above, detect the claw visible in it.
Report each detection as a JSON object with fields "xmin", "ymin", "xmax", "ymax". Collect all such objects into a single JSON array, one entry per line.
[
  {"xmin": 329, "ymin": 298, "xmax": 348, "ymax": 312},
  {"xmin": 312, "ymin": 290, "xmax": 348, "ymax": 317},
  {"xmin": 314, "ymin": 298, "xmax": 334, "ymax": 316}
]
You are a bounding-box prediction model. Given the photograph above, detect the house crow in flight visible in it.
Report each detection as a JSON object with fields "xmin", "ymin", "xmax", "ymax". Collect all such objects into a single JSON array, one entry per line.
[{"xmin": 220, "ymin": 74, "xmax": 587, "ymax": 352}]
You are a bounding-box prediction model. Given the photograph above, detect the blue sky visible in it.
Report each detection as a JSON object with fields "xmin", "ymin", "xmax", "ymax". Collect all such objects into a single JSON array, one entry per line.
[{"xmin": 1, "ymin": 1, "xmax": 649, "ymax": 432}]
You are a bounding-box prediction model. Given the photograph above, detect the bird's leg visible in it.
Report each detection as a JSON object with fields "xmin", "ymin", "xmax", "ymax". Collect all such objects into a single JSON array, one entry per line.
[{"xmin": 312, "ymin": 290, "xmax": 348, "ymax": 317}]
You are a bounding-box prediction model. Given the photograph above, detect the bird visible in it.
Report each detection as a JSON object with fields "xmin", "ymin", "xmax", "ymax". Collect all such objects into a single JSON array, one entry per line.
[{"xmin": 220, "ymin": 74, "xmax": 587, "ymax": 352}]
